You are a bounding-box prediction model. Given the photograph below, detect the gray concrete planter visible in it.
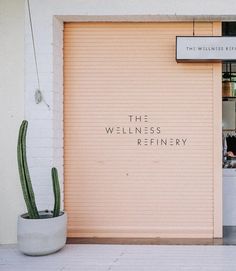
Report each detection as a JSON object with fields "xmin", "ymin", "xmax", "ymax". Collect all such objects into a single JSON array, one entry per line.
[{"xmin": 17, "ymin": 211, "xmax": 67, "ymax": 256}]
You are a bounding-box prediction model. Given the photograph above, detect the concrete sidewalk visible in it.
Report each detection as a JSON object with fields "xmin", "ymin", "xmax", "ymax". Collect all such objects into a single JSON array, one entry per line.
[{"xmin": 1, "ymin": 244, "xmax": 236, "ymax": 270}]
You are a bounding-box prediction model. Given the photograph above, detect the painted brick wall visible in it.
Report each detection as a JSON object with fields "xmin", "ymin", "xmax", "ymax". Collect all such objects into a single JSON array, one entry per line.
[{"xmin": 25, "ymin": 4, "xmax": 61, "ymax": 210}]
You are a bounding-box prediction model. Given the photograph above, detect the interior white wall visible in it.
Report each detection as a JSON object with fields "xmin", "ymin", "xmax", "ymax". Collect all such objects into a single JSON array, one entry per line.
[{"xmin": 0, "ymin": 0, "xmax": 25, "ymax": 244}]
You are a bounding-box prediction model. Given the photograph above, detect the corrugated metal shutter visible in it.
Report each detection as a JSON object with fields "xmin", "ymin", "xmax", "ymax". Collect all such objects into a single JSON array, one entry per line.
[{"xmin": 64, "ymin": 22, "xmax": 221, "ymax": 238}]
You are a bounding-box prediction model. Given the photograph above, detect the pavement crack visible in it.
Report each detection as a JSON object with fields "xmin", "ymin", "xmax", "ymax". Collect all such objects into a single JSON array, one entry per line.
[{"xmin": 107, "ymin": 252, "xmax": 125, "ymax": 270}]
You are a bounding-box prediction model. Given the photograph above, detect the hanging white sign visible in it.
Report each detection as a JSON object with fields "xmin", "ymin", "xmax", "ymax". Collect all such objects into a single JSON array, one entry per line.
[{"xmin": 176, "ymin": 36, "xmax": 236, "ymax": 62}]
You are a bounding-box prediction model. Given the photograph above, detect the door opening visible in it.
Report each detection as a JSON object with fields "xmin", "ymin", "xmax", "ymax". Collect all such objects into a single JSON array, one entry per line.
[{"xmin": 222, "ymin": 22, "xmax": 236, "ymax": 244}]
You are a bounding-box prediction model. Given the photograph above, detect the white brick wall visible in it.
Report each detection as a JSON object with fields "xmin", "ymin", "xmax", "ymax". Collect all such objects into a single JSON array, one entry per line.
[
  {"xmin": 52, "ymin": 17, "xmax": 64, "ymax": 208},
  {"xmin": 25, "ymin": 1, "xmax": 56, "ymax": 211}
]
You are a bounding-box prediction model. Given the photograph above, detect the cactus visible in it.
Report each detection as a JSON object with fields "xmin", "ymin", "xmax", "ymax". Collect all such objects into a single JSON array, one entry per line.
[
  {"xmin": 51, "ymin": 167, "xmax": 61, "ymax": 217},
  {"xmin": 17, "ymin": 120, "xmax": 61, "ymax": 218},
  {"xmin": 17, "ymin": 120, "xmax": 39, "ymax": 219}
]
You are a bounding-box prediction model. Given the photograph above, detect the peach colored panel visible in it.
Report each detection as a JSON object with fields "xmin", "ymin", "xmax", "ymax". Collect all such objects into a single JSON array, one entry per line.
[{"xmin": 64, "ymin": 22, "xmax": 222, "ymax": 238}]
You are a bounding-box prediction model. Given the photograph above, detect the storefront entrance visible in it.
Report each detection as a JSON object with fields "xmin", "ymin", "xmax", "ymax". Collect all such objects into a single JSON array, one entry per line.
[{"xmin": 64, "ymin": 22, "xmax": 222, "ymax": 238}]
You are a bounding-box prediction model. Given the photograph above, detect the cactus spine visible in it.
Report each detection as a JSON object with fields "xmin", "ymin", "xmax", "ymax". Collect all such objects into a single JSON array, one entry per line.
[
  {"xmin": 17, "ymin": 120, "xmax": 39, "ymax": 219},
  {"xmin": 52, "ymin": 167, "xmax": 61, "ymax": 217}
]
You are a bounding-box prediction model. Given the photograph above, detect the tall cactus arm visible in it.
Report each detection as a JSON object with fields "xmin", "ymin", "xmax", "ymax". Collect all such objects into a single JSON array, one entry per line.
[
  {"xmin": 52, "ymin": 167, "xmax": 61, "ymax": 217},
  {"xmin": 21, "ymin": 120, "xmax": 39, "ymax": 218},
  {"xmin": 17, "ymin": 121, "xmax": 34, "ymax": 218},
  {"xmin": 17, "ymin": 120, "xmax": 39, "ymax": 219}
]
